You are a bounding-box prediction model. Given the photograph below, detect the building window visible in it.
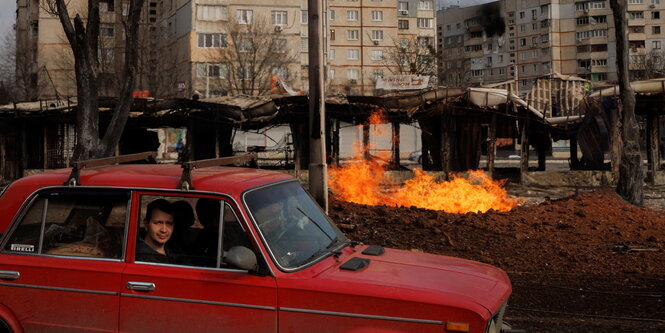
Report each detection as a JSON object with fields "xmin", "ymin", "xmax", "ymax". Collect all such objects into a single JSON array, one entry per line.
[
  {"xmin": 654, "ymin": 40, "xmax": 662, "ymax": 49},
  {"xmin": 330, "ymin": 10, "xmax": 335, "ymax": 20},
  {"xmin": 628, "ymin": 0, "xmax": 643, "ymax": 3},
  {"xmin": 347, "ymin": 30, "xmax": 359, "ymax": 40},
  {"xmin": 196, "ymin": 63, "xmax": 229, "ymax": 78},
  {"xmin": 329, "ymin": 69, "xmax": 335, "ymax": 80},
  {"xmin": 592, "ymin": 59, "xmax": 608, "ymax": 66},
  {"xmin": 301, "ymin": 37, "xmax": 308, "ymax": 52},
  {"xmin": 519, "ymin": 38, "xmax": 526, "ymax": 46},
  {"xmin": 371, "ymin": 50, "xmax": 383, "ymax": 60},
  {"xmin": 586, "ymin": 16, "xmax": 606, "ymax": 24},
  {"xmin": 101, "ymin": 23, "xmax": 114, "ymax": 37},
  {"xmin": 198, "ymin": 33, "xmax": 228, "ymax": 48},
  {"xmin": 272, "ymin": 39, "xmax": 287, "ymax": 52},
  {"xmin": 371, "ymin": 10, "xmax": 383, "ymax": 21},
  {"xmin": 330, "ymin": 29, "xmax": 335, "ymax": 40},
  {"xmin": 302, "ymin": 10, "xmax": 308, "ymax": 23},
  {"xmin": 533, "ymin": 50, "xmax": 539, "ymax": 58},
  {"xmin": 654, "ymin": 26, "xmax": 661, "ymax": 34},
  {"xmin": 239, "ymin": 38, "xmax": 253, "ymax": 52},
  {"xmin": 398, "ymin": 2, "xmax": 409, "ymax": 11},
  {"xmin": 418, "ymin": 1, "xmax": 432, "ymax": 10},
  {"xmin": 347, "ymin": 10, "xmax": 358, "ymax": 21},
  {"xmin": 371, "ymin": 30, "xmax": 383, "ymax": 41},
  {"xmin": 329, "ymin": 49, "xmax": 335, "ymax": 59},
  {"xmin": 348, "ymin": 69, "xmax": 359, "ymax": 80},
  {"xmin": 398, "ymin": 20, "xmax": 409, "ymax": 29},
  {"xmin": 590, "ymin": 1, "xmax": 606, "ymax": 9},
  {"xmin": 628, "ymin": 11, "xmax": 644, "ymax": 19},
  {"xmin": 348, "ymin": 49, "xmax": 359, "ymax": 59},
  {"xmin": 236, "ymin": 9, "xmax": 253, "ymax": 24},
  {"xmin": 197, "ymin": 5, "xmax": 228, "ymax": 21},
  {"xmin": 373, "ymin": 69, "xmax": 384, "ymax": 80},
  {"xmin": 100, "ymin": 0, "xmax": 115, "ymax": 12},
  {"xmin": 271, "ymin": 11, "xmax": 287, "ymax": 25},
  {"xmin": 653, "ymin": 11, "xmax": 661, "ymax": 19},
  {"xmin": 532, "ymin": 9, "xmax": 538, "ymax": 20},
  {"xmin": 519, "ymin": 11, "xmax": 525, "ymax": 19},
  {"xmin": 541, "ymin": 34, "xmax": 549, "ymax": 43},
  {"xmin": 471, "ymin": 69, "xmax": 483, "ymax": 77},
  {"xmin": 417, "ymin": 18, "xmax": 433, "ymax": 28}
]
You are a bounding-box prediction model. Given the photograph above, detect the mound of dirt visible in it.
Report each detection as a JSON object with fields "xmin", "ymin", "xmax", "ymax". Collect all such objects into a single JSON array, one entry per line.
[
  {"xmin": 328, "ymin": 188, "xmax": 665, "ymax": 332},
  {"xmin": 330, "ymin": 188, "xmax": 665, "ymax": 275}
]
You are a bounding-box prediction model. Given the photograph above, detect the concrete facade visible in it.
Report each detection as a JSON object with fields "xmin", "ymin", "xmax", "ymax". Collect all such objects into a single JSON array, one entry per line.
[
  {"xmin": 437, "ymin": 0, "xmax": 665, "ymax": 93},
  {"xmin": 16, "ymin": 0, "xmax": 436, "ymax": 99}
]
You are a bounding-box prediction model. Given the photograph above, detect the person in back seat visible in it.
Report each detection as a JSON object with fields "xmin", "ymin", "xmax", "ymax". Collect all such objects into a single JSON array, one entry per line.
[
  {"xmin": 190, "ymin": 198, "xmax": 221, "ymax": 266},
  {"xmin": 169, "ymin": 200, "xmax": 198, "ymax": 251}
]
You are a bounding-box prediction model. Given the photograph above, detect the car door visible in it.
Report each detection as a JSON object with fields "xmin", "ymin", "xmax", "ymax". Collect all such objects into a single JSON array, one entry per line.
[
  {"xmin": 0, "ymin": 188, "xmax": 129, "ymax": 332},
  {"xmin": 118, "ymin": 192, "xmax": 277, "ymax": 333}
]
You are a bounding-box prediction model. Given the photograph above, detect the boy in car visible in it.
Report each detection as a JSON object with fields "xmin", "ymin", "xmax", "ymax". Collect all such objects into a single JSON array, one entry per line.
[{"xmin": 136, "ymin": 199, "xmax": 177, "ymax": 263}]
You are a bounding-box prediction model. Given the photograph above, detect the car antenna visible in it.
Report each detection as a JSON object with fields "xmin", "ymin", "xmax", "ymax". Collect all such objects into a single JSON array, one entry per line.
[
  {"xmin": 64, "ymin": 152, "xmax": 157, "ymax": 187},
  {"xmin": 178, "ymin": 153, "xmax": 258, "ymax": 191}
]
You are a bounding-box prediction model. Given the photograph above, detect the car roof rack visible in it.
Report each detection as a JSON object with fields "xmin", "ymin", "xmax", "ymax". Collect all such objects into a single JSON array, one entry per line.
[
  {"xmin": 65, "ymin": 152, "xmax": 158, "ymax": 186},
  {"xmin": 178, "ymin": 153, "xmax": 258, "ymax": 191}
]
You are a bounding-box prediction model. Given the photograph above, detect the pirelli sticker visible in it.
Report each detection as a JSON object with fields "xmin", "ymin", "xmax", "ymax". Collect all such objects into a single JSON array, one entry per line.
[{"xmin": 10, "ymin": 244, "xmax": 35, "ymax": 252}]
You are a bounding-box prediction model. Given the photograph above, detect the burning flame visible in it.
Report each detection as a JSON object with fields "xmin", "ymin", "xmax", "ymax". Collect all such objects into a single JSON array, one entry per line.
[{"xmin": 328, "ymin": 111, "xmax": 519, "ymax": 214}]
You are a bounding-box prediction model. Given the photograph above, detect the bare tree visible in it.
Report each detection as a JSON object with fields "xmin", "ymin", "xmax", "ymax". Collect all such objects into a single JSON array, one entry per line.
[
  {"xmin": 631, "ymin": 49, "xmax": 665, "ymax": 80},
  {"xmin": 199, "ymin": 16, "xmax": 298, "ymax": 96},
  {"xmin": 380, "ymin": 36, "xmax": 436, "ymax": 78},
  {"xmin": 0, "ymin": 26, "xmax": 16, "ymax": 103},
  {"xmin": 44, "ymin": 0, "xmax": 146, "ymax": 160},
  {"xmin": 610, "ymin": 0, "xmax": 644, "ymax": 205}
]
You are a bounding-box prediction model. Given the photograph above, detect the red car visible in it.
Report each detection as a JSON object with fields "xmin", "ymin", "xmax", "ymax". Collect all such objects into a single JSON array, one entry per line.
[{"xmin": 0, "ymin": 158, "xmax": 512, "ymax": 333}]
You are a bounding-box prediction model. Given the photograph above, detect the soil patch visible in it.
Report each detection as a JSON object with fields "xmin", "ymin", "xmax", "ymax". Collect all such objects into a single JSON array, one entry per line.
[{"xmin": 329, "ymin": 188, "xmax": 665, "ymax": 332}]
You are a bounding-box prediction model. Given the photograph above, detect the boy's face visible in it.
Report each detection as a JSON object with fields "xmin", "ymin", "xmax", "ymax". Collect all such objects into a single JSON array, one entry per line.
[{"xmin": 145, "ymin": 208, "xmax": 174, "ymax": 246}]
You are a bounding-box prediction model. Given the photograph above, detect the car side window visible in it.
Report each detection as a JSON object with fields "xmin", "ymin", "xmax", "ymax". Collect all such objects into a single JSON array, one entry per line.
[
  {"xmin": 135, "ymin": 195, "xmax": 257, "ymax": 270},
  {"xmin": 2, "ymin": 190, "xmax": 129, "ymax": 259}
]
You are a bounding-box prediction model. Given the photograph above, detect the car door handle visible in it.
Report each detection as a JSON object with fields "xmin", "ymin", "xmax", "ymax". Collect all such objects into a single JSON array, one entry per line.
[
  {"xmin": 126, "ymin": 281, "xmax": 156, "ymax": 292},
  {"xmin": 0, "ymin": 270, "xmax": 20, "ymax": 280}
]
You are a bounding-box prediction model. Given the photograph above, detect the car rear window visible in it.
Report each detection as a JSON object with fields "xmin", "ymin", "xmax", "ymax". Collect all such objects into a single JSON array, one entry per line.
[{"xmin": 2, "ymin": 189, "xmax": 130, "ymax": 259}]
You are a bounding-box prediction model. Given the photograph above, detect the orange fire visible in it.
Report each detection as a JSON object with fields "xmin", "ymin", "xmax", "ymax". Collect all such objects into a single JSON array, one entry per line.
[{"xmin": 328, "ymin": 111, "xmax": 519, "ymax": 214}]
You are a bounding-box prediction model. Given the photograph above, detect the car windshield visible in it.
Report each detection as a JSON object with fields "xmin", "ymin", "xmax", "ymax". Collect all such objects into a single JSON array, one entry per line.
[{"xmin": 244, "ymin": 181, "xmax": 347, "ymax": 269}]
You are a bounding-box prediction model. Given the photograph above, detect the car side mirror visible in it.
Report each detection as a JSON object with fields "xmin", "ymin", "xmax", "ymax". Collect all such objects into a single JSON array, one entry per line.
[{"xmin": 224, "ymin": 246, "xmax": 257, "ymax": 271}]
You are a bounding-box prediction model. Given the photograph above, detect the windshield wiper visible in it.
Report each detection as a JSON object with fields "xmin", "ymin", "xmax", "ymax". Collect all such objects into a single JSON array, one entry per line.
[
  {"xmin": 303, "ymin": 236, "xmax": 347, "ymax": 263},
  {"xmin": 296, "ymin": 207, "xmax": 333, "ymax": 240}
]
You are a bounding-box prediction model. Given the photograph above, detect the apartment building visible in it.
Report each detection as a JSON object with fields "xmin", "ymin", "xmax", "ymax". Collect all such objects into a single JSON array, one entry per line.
[
  {"xmin": 15, "ymin": 0, "xmax": 153, "ymax": 100},
  {"xmin": 437, "ymin": 0, "xmax": 665, "ymax": 92},
  {"xmin": 326, "ymin": 0, "xmax": 436, "ymax": 95},
  {"xmin": 437, "ymin": 3, "xmax": 509, "ymax": 87},
  {"xmin": 16, "ymin": 0, "xmax": 436, "ymax": 100}
]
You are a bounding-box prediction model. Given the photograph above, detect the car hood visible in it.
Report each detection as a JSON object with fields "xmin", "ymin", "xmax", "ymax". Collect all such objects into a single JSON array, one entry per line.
[{"xmin": 316, "ymin": 247, "xmax": 511, "ymax": 315}]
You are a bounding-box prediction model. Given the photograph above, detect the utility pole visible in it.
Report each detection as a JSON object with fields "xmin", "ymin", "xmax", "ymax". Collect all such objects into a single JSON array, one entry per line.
[{"xmin": 308, "ymin": 0, "xmax": 328, "ymax": 212}]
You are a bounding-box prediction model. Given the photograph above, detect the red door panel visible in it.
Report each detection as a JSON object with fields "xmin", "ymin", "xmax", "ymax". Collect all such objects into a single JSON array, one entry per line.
[
  {"xmin": 119, "ymin": 265, "xmax": 277, "ymax": 333},
  {"xmin": 0, "ymin": 254, "xmax": 124, "ymax": 332}
]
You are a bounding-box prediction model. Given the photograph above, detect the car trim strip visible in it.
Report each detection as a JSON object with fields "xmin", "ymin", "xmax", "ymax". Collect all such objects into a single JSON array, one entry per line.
[
  {"xmin": 0, "ymin": 282, "xmax": 118, "ymax": 296},
  {"xmin": 121, "ymin": 293, "xmax": 276, "ymax": 311},
  {"xmin": 279, "ymin": 307, "xmax": 444, "ymax": 325}
]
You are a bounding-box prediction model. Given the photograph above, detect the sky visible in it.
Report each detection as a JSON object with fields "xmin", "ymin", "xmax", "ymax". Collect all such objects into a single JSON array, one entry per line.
[{"xmin": 0, "ymin": 0, "xmax": 15, "ymax": 41}]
